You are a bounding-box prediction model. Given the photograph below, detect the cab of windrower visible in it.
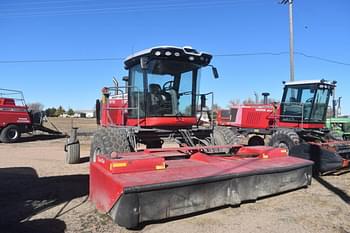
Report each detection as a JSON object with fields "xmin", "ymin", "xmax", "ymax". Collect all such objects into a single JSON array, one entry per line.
[{"xmin": 99, "ymin": 46, "xmax": 219, "ymax": 128}]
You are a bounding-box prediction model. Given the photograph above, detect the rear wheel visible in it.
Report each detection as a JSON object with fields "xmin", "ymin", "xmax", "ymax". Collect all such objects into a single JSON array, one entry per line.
[
  {"xmin": 213, "ymin": 126, "xmax": 240, "ymax": 145},
  {"xmin": 90, "ymin": 127, "xmax": 134, "ymax": 162},
  {"xmin": 269, "ymin": 129, "xmax": 300, "ymax": 151},
  {"xmin": 0, "ymin": 125, "xmax": 21, "ymax": 143},
  {"xmin": 248, "ymin": 135, "xmax": 265, "ymax": 146}
]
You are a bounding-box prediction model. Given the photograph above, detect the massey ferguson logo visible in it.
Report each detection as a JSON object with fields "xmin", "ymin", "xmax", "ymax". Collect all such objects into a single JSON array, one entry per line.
[
  {"xmin": 255, "ymin": 109, "xmax": 273, "ymax": 112},
  {"xmin": 17, "ymin": 118, "xmax": 30, "ymax": 123}
]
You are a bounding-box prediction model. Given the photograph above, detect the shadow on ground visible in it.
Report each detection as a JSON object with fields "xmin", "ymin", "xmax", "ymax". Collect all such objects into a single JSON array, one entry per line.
[
  {"xmin": 0, "ymin": 167, "xmax": 88, "ymax": 233},
  {"xmin": 16, "ymin": 134, "xmax": 67, "ymax": 143},
  {"xmin": 314, "ymin": 176, "xmax": 350, "ymax": 204}
]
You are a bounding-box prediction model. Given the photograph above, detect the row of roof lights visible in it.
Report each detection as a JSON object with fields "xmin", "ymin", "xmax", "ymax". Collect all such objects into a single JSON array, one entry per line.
[
  {"xmin": 153, "ymin": 50, "xmax": 208, "ymax": 62},
  {"xmin": 154, "ymin": 50, "xmax": 181, "ymax": 57}
]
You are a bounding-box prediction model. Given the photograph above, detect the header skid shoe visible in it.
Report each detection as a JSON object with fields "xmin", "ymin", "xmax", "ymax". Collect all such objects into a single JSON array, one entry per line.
[{"xmin": 89, "ymin": 145, "xmax": 313, "ymax": 228}]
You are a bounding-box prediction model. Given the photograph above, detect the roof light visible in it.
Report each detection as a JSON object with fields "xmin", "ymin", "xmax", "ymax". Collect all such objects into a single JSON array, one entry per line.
[
  {"xmin": 174, "ymin": 52, "xmax": 180, "ymax": 57},
  {"xmin": 154, "ymin": 51, "xmax": 161, "ymax": 56},
  {"xmin": 165, "ymin": 51, "xmax": 172, "ymax": 56},
  {"xmin": 188, "ymin": 56, "xmax": 195, "ymax": 61}
]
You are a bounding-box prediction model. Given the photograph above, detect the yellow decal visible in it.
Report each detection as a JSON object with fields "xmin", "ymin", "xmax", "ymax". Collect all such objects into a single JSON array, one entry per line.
[
  {"xmin": 155, "ymin": 162, "xmax": 166, "ymax": 170},
  {"xmin": 112, "ymin": 162, "xmax": 128, "ymax": 168}
]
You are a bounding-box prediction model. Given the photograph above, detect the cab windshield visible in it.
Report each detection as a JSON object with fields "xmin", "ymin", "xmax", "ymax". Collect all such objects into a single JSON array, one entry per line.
[
  {"xmin": 280, "ymin": 84, "xmax": 332, "ymax": 123},
  {"xmin": 128, "ymin": 59, "xmax": 201, "ymax": 118}
]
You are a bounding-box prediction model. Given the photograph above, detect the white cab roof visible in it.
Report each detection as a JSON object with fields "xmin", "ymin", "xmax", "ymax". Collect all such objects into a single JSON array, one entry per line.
[{"xmin": 285, "ymin": 80, "xmax": 336, "ymax": 86}]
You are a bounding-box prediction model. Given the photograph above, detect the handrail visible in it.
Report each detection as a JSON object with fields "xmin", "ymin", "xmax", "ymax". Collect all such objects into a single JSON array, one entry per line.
[
  {"xmin": 0, "ymin": 88, "xmax": 26, "ymax": 106},
  {"xmin": 105, "ymin": 86, "xmax": 141, "ymax": 128}
]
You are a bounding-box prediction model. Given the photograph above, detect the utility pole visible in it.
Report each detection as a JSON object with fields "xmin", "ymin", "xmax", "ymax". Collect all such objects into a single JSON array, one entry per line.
[{"xmin": 281, "ymin": 0, "xmax": 295, "ymax": 81}]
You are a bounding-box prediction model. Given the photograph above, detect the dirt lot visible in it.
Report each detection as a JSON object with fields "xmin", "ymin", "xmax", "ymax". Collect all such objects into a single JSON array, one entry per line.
[{"xmin": 0, "ymin": 118, "xmax": 350, "ymax": 233}]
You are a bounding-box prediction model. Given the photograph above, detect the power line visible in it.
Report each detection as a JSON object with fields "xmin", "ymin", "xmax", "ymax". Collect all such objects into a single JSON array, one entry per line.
[
  {"xmin": 0, "ymin": 0, "xmax": 262, "ymax": 17},
  {"xmin": 294, "ymin": 52, "xmax": 350, "ymax": 66},
  {"xmin": 0, "ymin": 52, "xmax": 349, "ymax": 66},
  {"xmin": 215, "ymin": 51, "xmax": 350, "ymax": 66},
  {"xmin": 0, "ymin": 57, "xmax": 124, "ymax": 64},
  {"xmin": 0, "ymin": 0, "xmax": 93, "ymax": 7},
  {"xmin": 0, "ymin": 0, "xmax": 241, "ymax": 11},
  {"xmin": 214, "ymin": 52, "xmax": 289, "ymax": 57}
]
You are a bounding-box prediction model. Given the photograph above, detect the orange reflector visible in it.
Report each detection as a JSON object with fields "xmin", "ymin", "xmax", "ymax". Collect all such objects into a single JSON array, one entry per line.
[
  {"xmin": 110, "ymin": 162, "xmax": 128, "ymax": 170},
  {"xmin": 155, "ymin": 162, "xmax": 166, "ymax": 170},
  {"xmin": 262, "ymin": 154, "xmax": 269, "ymax": 159}
]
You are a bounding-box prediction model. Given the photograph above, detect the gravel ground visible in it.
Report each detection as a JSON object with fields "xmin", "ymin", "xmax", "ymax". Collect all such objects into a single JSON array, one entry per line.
[{"xmin": 0, "ymin": 138, "xmax": 349, "ymax": 233}]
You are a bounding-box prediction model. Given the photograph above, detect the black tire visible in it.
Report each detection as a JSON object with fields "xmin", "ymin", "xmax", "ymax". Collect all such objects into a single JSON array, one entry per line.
[
  {"xmin": 248, "ymin": 135, "xmax": 265, "ymax": 146},
  {"xmin": 269, "ymin": 129, "xmax": 300, "ymax": 151},
  {"xmin": 65, "ymin": 141, "xmax": 80, "ymax": 164},
  {"xmin": 213, "ymin": 126, "xmax": 240, "ymax": 145},
  {"xmin": 0, "ymin": 125, "xmax": 21, "ymax": 143},
  {"xmin": 90, "ymin": 127, "xmax": 133, "ymax": 162},
  {"xmin": 95, "ymin": 99, "xmax": 101, "ymax": 125},
  {"xmin": 327, "ymin": 131, "xmax": 344, "ymax": 141}
]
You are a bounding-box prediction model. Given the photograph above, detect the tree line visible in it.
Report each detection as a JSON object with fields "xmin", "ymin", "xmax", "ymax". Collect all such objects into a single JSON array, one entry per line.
[
  {"xmin": 27, "ymin": 102, "xmax": 75, "ymax": 117},
  {"xmin": 45, "ymin": 106, "xmax": 75, "ymax": 117}
]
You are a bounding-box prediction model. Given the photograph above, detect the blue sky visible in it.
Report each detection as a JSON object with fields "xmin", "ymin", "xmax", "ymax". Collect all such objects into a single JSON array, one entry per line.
[{"xmin": 0, "ymin": 0, "xmax": 349, "ymax": 113}]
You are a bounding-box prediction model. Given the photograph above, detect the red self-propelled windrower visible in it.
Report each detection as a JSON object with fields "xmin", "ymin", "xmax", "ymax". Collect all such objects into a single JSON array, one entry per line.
[{"xmin": 89, "ymin": 46, "xmax": 313, "ymax": 229}]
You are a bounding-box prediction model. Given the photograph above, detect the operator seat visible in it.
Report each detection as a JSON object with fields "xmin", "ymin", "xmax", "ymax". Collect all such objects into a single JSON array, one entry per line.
[{"xmin": 149, "ymin": 84, "xmax": 166, "ymax": 115}]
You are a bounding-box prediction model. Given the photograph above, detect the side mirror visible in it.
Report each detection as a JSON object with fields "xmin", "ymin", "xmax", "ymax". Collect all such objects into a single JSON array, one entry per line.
[
  {"xmin": 212, "ymin": 66, "xmax": 219, "ymax": 79},
  {"xmin": 140, "ymin": 57, "xmax": 149, "ymax": 70}
]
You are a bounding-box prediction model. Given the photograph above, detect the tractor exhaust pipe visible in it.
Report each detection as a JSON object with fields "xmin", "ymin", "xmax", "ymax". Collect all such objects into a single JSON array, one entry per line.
[{"xmin": 262, "ymin": 92, "xmax": 270, "ymax": 104}]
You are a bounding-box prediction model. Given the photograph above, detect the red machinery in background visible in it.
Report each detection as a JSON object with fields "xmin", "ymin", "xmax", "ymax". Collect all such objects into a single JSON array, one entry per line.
[
  {"xmin": 0, "ymin": 89, "xmax": 61, "ymax": 143},
  {"xmin": 217, "ymin": 80, "xmax": 350, "ymax": 174}
]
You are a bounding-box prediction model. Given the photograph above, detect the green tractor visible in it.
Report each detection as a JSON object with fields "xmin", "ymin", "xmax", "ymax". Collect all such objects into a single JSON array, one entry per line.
[{"xmin": 326, "ymin": 117, "xmax": 350, "ymax": 140}]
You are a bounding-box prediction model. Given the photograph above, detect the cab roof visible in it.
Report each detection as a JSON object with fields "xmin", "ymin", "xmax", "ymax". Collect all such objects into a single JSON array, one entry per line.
[
  {"xmin": 124, "ymin": 46, "xmax": 212, "ymax": 69},
  {"xmin": 284, "ymin": 79, "xmax": 337, "ymax": 87}
]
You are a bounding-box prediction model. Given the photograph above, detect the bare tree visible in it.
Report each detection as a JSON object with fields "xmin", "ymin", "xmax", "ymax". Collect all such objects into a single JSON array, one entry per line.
[
  {"xmin": 228, "ymin": 99, "xmax": 241, "ymax": 107},
  {"xmin": 243, "ymin": 97, "xmax": 255, "ymax": 105},
  {"xmin": 28, "ymin": 102, "xmax": 44, "ymax": 111},
  {"xmin": 212, "ymin": 103, "xmax": 221, "ymax": 111}
]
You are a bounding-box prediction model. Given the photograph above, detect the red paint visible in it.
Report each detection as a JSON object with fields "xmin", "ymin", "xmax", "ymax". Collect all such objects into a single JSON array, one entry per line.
[
  {"xmin": 217, "ymin": 104, "xmax": 326, "ymax": 130},
  {"xmin": 99, "ymin": 94, "xmax": 197, "ymax": 127},
  {"xmin": 89, "ymin": 145, "xmax": 312, "ymax": 213},
  {"xmin": 0, "ymin": 98, "xmax": 31, "ymax": 127}
]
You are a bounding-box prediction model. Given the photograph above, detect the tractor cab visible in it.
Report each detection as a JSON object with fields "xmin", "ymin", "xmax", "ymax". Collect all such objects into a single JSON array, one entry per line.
[
  {"xmin": 101, "ymin": 46, "xmax": 217, "ymax": 128},
  {"xmin": 280, "ymin": 80, "xmax": 336, "ymax": 125}
]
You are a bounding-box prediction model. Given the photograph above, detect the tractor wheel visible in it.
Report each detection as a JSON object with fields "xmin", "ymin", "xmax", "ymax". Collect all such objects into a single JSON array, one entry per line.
[
  {"xmin": 213, "ymin": 126, "xmax": 240, "ymax": 145},
  {"xmin": 90, "ymin": 127, "xmax": 133, "ymax": 162},
  {"xmin": 248, "ymin": 135, "xmax": 265, "ymax": 146},
  {"xmin": 269, "ymin": 129, "xmax": 300, "ymax": 151},
  {"xmin": 0, "ymin": 125, "xmax": 21, "ymax": 143}
]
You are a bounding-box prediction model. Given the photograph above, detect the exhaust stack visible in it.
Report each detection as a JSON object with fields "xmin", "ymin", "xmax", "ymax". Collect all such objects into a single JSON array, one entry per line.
[{"xmin": 262, "ymin": 92, "xmax": 270, "ymax": 104}]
